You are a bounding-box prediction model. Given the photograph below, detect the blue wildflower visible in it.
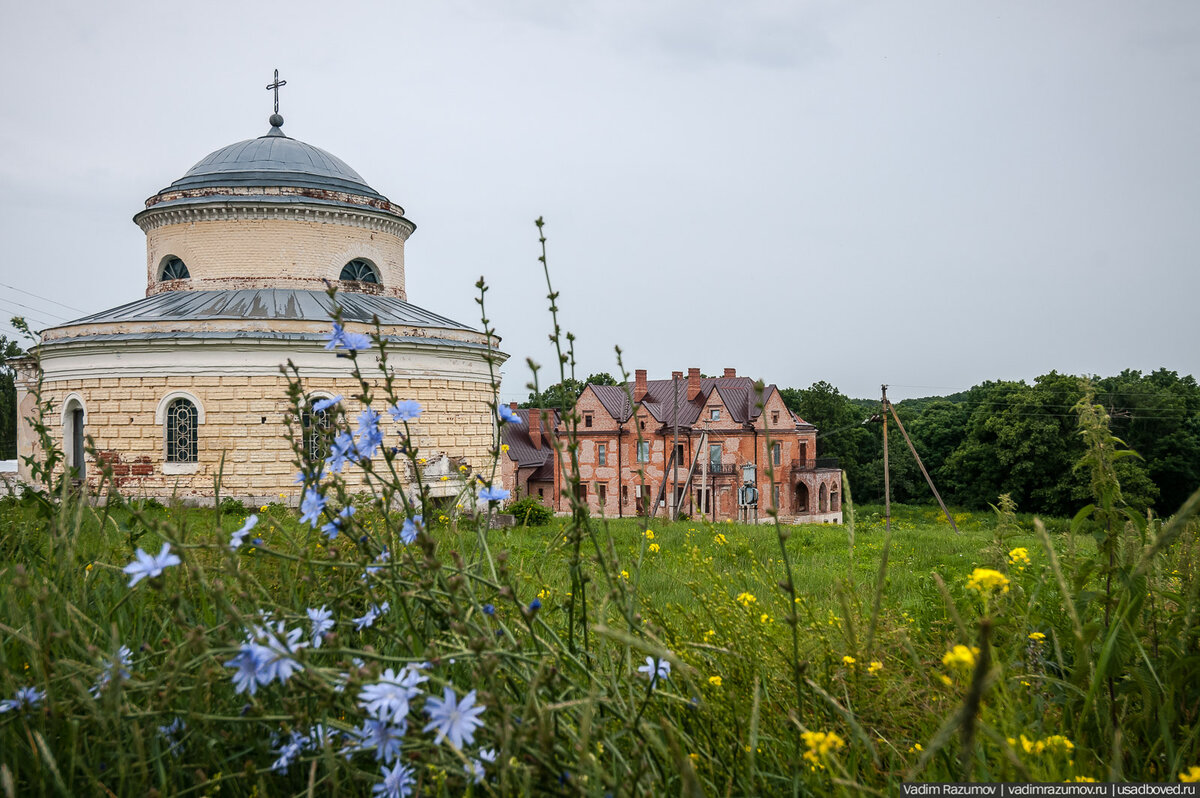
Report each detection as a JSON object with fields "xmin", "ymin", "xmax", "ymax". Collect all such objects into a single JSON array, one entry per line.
[
  {"xmin": 400, "ymin": 515, "xmax": 421, "ymax": 545},
  {"xmin": 482, "ymin": 603, "xmax": 495, "ymax": 616},
  {"xmin": 122, "ymin": 542, "xmax": 182, "ymax": 587},
  {"xmin": 158, "ymin": 717, "xmax": 186, "ymax": 756},
  {"xmin": 373, "ymin": 762, "xmax": 416, "ymax": 797},
  {"xmin": 363, "ymin": 547, "xmax": 390, "ymax": 579},
  {"xmin": 388, "ymin": 400, "xmax": 422, "ymax": 422},
  {"xmin": 353, "ymin": 601, "xmax": 390, "ymax": 630},
  {"xmin": 229, "ymin": 514, "xmax": 258, "ymax": 550},
  {"xmin": 307, "ymin": 606, "xmax": 335, "ymax": 648},
  {"xmin": 350, "ymin": 718, "xmax": 408, "ymax": 763},
  {"xmin": 324, "ymin": 323, "xmax": 372, "ymax": 352},
  {"xmin": 423, "ymin": 686, "xmax": 486, "ymax": 750},
  {"xmin": 478, "ymin": 486, "xmax": 510, "ymax": 502},
  {"xmin": 498, "ymin": 404, "xmax": 522, "ymax": 424},
  {"xmin": 321, "ymin": 505, "xmax": 355, "ymax": 541},
  {"xmin": 637, "ymin": 656, "xmax": 671, "ymax": 687},
  {"xmin": 225, "ymin": 621, "xmax": 308, "ymax": 694},
  {"xmin": 357, "ymin": 665, "xmax": 427, "ymax": 723},
  {"xmin": 528, "ymin": 598, "xmax": 541, "ymax": 612},
  {"xmin": 0, "ymin": 686, "xmax": 45, "ymax": 714},
  {"xmin": 271, "ymin": 730, "xmax": 307, "ymax": 774},
  {"xmin": 312, "ymin": 395, "xmax": 343, "ymax": 413},
  {"xmin": 327, "ymin": 431, "xmax": 356, "ymax": 473},
  {"xmin": 355, "ymin": 408, "xmax": 384, "ymax": 459},
  {"xmin": 465, "ymin": 759, "xmax": 486, "ymax": 785},
  {"xmin": 89, "ymin": 645, "xmax": 133, "ymax": 698},
  {"xmin": 299, "ymin": 488, "xmax": 327, "ymax": 528}
]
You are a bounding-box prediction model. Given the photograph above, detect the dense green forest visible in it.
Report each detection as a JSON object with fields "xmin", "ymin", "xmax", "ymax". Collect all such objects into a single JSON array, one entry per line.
[
  {"xmin": 781, "ymin": 369, "xmax": 1200, "ymax": 517},
  {"xmin": 0, "ymin": 335, "xmax": 22, "ymax": 460}
]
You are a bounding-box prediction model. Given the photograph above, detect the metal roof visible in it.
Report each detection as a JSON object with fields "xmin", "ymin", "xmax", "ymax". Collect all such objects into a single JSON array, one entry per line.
[
  {"xmin": 591, "ymin": 377, "xmax": 795, "ymax": 428},
  {"xmin": 501, "ymin": 408, "xmax": 558, "ymax": 468},
  {"xmin": 161, "ymin": 126, "xmax": 387, "ymax": 201},
  {"xmin": 41, "ymin": 330, "xmax": 488, "ymax": 351},
  {"xmin": 56, "ymin": 289, "xmax": 477, "ymax": 332}
]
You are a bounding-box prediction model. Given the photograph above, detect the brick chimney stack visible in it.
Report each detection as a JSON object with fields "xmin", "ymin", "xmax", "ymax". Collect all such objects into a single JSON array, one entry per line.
[
  {"xmin": 687, "ymin": 367, "xmax": 701, "ymax": 400},
  {"xmin": 528, "ymin": 408, "xmax": 542, "ymax": 449},
  {"xmin": 509, "ymin": 401, "xmax": 518, "ymax": 412},
  {"xmin": 634, "ymin": 369, "xmax": 647, "ymax": 401},
  {"xmin": 723, "ymin": 367, "xmax": 736, "ymax": 379}
]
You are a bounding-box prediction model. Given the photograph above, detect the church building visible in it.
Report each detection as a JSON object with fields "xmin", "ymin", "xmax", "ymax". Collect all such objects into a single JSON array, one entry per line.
[{"xmin": 14, "ymin": 88, "xmax": 503, "ymax": 503}]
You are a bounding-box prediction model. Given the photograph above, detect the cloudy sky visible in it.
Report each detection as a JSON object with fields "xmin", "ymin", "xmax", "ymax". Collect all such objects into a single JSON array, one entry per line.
[{"xmin": 2, "ymin": 1, "xmax": 1197, "ymax": 401}]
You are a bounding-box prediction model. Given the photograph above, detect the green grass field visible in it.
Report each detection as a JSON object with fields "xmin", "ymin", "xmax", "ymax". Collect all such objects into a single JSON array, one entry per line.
[{"xmin": 0, "ymin": 486, "xmax": 1196, "ymax": 795}]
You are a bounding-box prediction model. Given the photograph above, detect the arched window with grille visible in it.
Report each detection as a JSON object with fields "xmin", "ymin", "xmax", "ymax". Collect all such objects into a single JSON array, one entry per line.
[
  {"xmin": 340, "ymin": 259, "xmax": 379, "ymax": 283},
  {"xmin": 165, "ymin": 398, "xmax": 198, "ymax": 463},
  {"xmin": 160, "ymin": 256, "xmax": 190, "ymax": 281},
  {"xmin": 302, "ymin": 398, "xmax": 334, "ymax": 461}
]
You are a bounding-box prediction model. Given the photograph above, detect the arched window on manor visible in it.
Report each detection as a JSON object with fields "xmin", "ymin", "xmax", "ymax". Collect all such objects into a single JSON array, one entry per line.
[
  {"xmin": 795, "ymin": 482, "xmax": 809, "ymax": 513},
  {"xmin": 818, "ymin": 483, "xmax": 828, "ymax": 513},
  {"xmin": 340, "ymin": 259, "xmax": 379, "ymax": 283},
  {"xmin": 165, "ymin": 398, "xmax": 198, "ymax": 463},
  {"xmin": 830, "ymin": 485, "xmax": 840, "ymax": 512},
  {"xmin": 64, "ymin": 397, "xmax": 86, "ymax": 481}
]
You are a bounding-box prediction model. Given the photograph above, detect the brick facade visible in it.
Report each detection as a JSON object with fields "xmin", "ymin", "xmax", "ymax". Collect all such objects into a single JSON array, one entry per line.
[{"xmin": 502, "ymin": 369, "xmax": 843, "ymax": 524}]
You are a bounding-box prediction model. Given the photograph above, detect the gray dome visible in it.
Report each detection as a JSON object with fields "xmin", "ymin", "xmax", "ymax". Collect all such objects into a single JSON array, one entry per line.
[{"xmin": 163, "ymin": 126, "xmax": 388, "ymax": 201}]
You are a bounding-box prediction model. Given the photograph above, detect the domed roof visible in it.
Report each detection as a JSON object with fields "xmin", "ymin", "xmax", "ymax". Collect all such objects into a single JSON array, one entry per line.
[{"xmin": 161, "ymin": 121, "xmax": 387, "ymax": 201}]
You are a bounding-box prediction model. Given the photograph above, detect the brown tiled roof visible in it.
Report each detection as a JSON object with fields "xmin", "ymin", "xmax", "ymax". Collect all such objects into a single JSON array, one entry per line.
[
  {"xmin": 501, "ymin": 408, "xmax": 556, "ymax": 468},
  {"xmin": 593, "ymin": 377, "xmax": 791, "ymax": 429}
]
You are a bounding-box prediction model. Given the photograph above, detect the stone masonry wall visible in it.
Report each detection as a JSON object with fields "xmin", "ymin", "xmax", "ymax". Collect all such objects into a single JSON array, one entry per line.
[
  {"xmin": 37, "ymin": 374, "xmax": 494, "ymax": 502},
  {"xmin": 145, "ymin": 218, "xmax": 406, "ymax": 298}
]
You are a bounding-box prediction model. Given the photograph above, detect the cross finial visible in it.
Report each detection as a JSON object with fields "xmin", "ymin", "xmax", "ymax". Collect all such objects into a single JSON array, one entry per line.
[{"xmin": 266, "ymin": 69, "xmax": 287, "ymax": 115}]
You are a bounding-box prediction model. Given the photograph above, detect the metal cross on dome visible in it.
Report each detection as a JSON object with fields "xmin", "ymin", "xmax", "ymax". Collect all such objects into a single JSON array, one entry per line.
[{"xmin": 266, "ymin": 69, "xmax": 287, "ymax": 114}]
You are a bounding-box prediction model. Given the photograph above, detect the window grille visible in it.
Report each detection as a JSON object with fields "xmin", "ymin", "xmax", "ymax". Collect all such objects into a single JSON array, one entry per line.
[
  {"xmin": 161, "ymin": 257, "xmax": 190, "ymax": 281},
  {"xmin": 166, "ymin": 399, "xmax": 198, "ymax": 463},
  {"xmin": 302, "ymin": 404, "xmax": 333, "ymax": 460},
  {"xmin": 340, "ymin": 259, "xmax": 379, "ymax": 283}
]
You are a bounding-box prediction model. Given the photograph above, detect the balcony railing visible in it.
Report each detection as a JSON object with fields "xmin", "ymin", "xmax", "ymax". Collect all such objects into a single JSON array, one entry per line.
[
  {"xmin": 703, "ymin": 462, "xmax": 739, "ymax": 475},
  {"xmin": 792, "ymin": 458, "xmax": 840, "ymax": 473}
]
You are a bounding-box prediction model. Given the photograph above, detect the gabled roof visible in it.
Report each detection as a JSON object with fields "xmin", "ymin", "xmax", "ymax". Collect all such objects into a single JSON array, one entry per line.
[
  {"xmin": 501, "ymin": 408, "xmax": 557, "ymax": 468},
  {"xmin": 593, "ymin": 376, "xmax": 786, "ymax": 429}
]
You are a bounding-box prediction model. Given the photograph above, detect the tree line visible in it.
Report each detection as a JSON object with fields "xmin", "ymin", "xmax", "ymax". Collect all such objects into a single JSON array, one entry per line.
[{"xmin": 780, "ymin": 369, "xmax": 1200, "ymax": 517}]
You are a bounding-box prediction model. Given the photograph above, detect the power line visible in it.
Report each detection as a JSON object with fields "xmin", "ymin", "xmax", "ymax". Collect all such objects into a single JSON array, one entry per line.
[
  {"xmin": 0, "ymin": 302, "xmax": 57, "ymax": 330},
  {"xmin": 0, "ymin": 282, "xmax": 86, "ymax": 314},
  {"xmin": 0, "ymin": 297, "xmax": 69, "ymax": 323}
]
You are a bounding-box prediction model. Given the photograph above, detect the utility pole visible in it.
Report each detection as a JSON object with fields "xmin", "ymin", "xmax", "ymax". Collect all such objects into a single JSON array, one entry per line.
[
  {"xmin": 671, "ymin": 374, "xmax": 680, "ymax": 521},
  {"xmin": 885, "ymin": 395, "xmax": 961, "ymax": 535},
  {"xmin": 882, "ymin": 384, "xmax": 891, "ymax": 536}
]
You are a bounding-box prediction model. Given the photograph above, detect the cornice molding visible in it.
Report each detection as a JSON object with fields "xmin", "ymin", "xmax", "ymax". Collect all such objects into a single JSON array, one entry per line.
[{"xmin": 134, "ymin": 202, "xmax": 415, "ymax": 240}]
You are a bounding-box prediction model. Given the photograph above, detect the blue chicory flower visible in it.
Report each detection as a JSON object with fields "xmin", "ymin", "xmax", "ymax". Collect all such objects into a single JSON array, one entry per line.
[
  {"xmin": 312, "ymin": 395, "xmax": 343, "ymax": 413},
  {"xmin": 229, "ymin": 514, "xmax": 258, "ymax": 550},
  {"xmin": 478, "ymin": 486, "xmax": 510, "ymax": 502},
  {"xmin": 423, "ymin": 686, "xmax": 486, "ymax": 750},
  {"xmin": 400, "ymin": 515, "xmax": 421, "ymax": 545},
  {"xmin": 637, "ymin": 656, "xmax": 671, "ymax": 687},
  {"xmin": 122, "ymin": 543, "xmax": 182, "ymax": 587},
  {"xmin": 388, "ymin": 400, "xmax": 422, "ymax": 422},
  {"xmin": 0, "ymin": 686, "xmax": 45, "ymax": 714},
  {"xmin": 307, "ymin": 606, "xmax": 335, "ymax": 648},
  {"xmin": 498, "ymin": 405, "xmax": 522, "ymax": 424},
  {"xmin": 299, "ymin": 487, "xmax": 327, "ymax": 528}
]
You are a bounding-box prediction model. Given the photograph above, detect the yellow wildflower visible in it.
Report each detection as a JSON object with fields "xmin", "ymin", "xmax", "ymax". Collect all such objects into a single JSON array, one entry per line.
[
  {"xmin": 708, "ymin": 675, "xmax": 722, "ymax": 687},
  {"xmin": 942, "ymin": 644, "xmax": 980, "ymax": 670},
  {"xmin": 1028, "ymin": 632, "xmax": 1046, "ymax": 643},
  {"xmin": 688, "ymin": 753, "xmax": 699, "ymax": 764},
  {"xmin": 1072, "ymin": 776, "xmax": 1098, "ymax": 782},
  {"xmin": 260, "ymin": 505, "xmax": 268, "ymax": 512},
  {"xmin": 620, "ymin": 570, "xmax": 629, "ymax": 580},
  {"xmin": 439, "ymin": 475, "xmax": 449, "ymax": 481},
  {"xmin": 800, "ymin": 731, "xmax": 845, "ymax": 771},
  {"xmin": 648, "ymin": 543, "xmax": 660, "ymax": 553},
  {"xmin": 713, "ymin": 533, "xmax": 727, "ymax": 545},
  {"xmin": 867, "ymin": 661, "xmax": 883, "ymax": 674},
  {"xmin": 85, "ymin": 563, "xmax": 93, "ymax": 572},
  {"xmin": 842, "ymin": 655, "xmax": 857, "ymax": 666},
  {"xmin": 1180, "ymin": 766, "xmax": 1200, "ymax": 783},
  {"xmin": 909, "ymin": 743, "xmax": 923, "ymax": 753},
  {"xmin": 1008, "ymin": 547, "xmax": 1031, "ymax": 569},
  {"xmin": 1042, "ymin": 735, "xmax": 1074, "ymax": 754},
  {"xmin": 643, "ymin": 529, "xmax": 655, "ymax": 540},
  {"xmin": 736, "ymin": 592, "xmax": 757, "ymax": 608},
  {"xmin": 537, "ymin": 588, "xmax": 551, "ymax": 600},
  {"xmin": 760, "ymin": 613, "xmax": 772, "ymax": 624},
  {"xmin": 703, "ymin": 629, "xmax": 715, "ymax": 642},
  {"xmin": 500, "ymin": 444, "xmax": 509, "ymax": 453},
  {"xmin": 966, "ymin": 567, "xmax": 1010, "ymax": 594}
]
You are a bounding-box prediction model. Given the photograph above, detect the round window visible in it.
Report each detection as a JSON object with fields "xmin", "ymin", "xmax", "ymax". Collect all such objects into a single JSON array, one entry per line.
[{"xmin": 160, "ymin": 257, "xmax": 190, "ymax": 281}]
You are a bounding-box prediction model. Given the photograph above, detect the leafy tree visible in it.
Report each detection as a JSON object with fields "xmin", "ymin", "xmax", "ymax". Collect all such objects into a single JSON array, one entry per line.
[
  {"xmin": 0, "ymin": 334, "xmax": 25, "ymax": 459},
  {"xmin": 520, "ymin": 372, "xmax": 620, "ymax": 411}
]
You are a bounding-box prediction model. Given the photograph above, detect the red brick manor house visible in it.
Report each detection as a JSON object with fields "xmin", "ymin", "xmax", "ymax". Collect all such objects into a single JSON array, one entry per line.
[{"xmin": 500, "ymin": 368, "xmax": 843, "ymax": 524}]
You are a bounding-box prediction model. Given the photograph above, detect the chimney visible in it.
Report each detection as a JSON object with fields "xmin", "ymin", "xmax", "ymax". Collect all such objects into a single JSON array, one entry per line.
[
  {"xmin": 508, "ymin": 401, "xmax": 518, "ymax": 412},
  {"xmin": 529, "ymin": 408, "xmax": 542, "ymax": 449},
  {"xmin": 634, "ymin": 369, "xmax": 647, "ymax": 401},
  {"xmin": 723, "ymin": 367, "xmax": 736, "ymax": 379},
  {"xmin": 687, "ymin": 367, "xmax": 701, "ymax": 400}
]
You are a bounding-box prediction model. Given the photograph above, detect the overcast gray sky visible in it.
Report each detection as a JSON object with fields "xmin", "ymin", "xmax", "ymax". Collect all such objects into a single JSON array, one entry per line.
[{"xmin": 2, "ymin": 1, "xmax": 1197, "ymax": 402}]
